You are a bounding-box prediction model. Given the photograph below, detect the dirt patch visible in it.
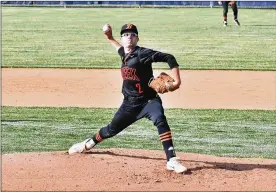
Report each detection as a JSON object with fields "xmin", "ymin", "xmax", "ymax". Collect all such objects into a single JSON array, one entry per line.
[
  {"xmin": 2, "ymin": 149, "xmax": 276, "ymax": 191},
  {"xmin": 2, "ymin": 68, "xmax": 276, "ymax": 191},
  {"xmin": 2, "ymin": 68, "xmax": 276, "ymax": 109}
]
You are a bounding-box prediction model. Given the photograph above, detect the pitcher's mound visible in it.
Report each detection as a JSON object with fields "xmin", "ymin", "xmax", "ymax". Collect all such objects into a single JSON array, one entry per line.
[{"xmin": 2, "ymin": 148, "xmax": 276, "ymax": 191}]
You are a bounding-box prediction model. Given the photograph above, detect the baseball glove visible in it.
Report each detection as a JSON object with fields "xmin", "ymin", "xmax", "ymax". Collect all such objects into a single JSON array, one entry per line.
[{"xmin": 149, "ymin": 72, "xmax": 177, "ymax": 94}]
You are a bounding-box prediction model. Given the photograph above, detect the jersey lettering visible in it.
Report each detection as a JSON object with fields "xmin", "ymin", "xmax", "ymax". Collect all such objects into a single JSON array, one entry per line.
[
  {"xmin": 135, "ymin": 83, "xmax": 143, "ymax": 94},
  {"xmin": 121, "ymin": 67, "xmax": 140, "ymax": 81}
]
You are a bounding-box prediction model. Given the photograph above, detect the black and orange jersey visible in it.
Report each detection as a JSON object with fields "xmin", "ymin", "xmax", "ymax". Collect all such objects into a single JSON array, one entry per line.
[{"xmin": 118, "ymin": 46, "xmax": 179, "ymax": 100}]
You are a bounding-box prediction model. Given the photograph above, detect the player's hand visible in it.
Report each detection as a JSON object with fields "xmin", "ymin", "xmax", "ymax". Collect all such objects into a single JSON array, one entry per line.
[
  {"xmin": 172, "ymin": 81, "xmax": 181, "ymax": 89},
  {"xmin": 165, "ymin": 81, "xmax": 180, "ymax": 92},
  {"xmin": 103, "ymin": 24, "xmax": 113, "ymax": 40},
  {"xmin": 218, "ymin": 1, "xmax": 222, "ymax": 5}
]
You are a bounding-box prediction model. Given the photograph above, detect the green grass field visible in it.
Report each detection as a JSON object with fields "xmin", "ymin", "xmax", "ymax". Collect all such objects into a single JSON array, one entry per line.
[
  {"xmin": 2, "ymin": 107, "xmax": 276, "ymax": 158},
  {"xmin": 2, "ymin": 7, "xmax": 276, "ymax": 159},
  {"xmin": 2, "ymin": 7, "xmax": 276, "ymax": 70}
]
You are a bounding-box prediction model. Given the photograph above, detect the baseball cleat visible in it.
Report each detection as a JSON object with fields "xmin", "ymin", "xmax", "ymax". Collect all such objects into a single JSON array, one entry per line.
[
  {"xmin": 166, "ymin": 157, "xmax": 187, "ymax": 173},
  {"xmin": 234, "ymin": 19, "xmax": 240, "ymax": 26},
  {"xmin": 68, "ymin": 138, "xmax": 94, "ymax": 154},
  {"xmin": 223, "ymin": 21, "xmax": 228, "ymax": 27}
]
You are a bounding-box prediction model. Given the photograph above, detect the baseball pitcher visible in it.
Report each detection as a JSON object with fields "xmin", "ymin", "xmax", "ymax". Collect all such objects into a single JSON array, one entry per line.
[{"xmin": 68, "ymin": 23, "xmax": 187, "ymax": 173}]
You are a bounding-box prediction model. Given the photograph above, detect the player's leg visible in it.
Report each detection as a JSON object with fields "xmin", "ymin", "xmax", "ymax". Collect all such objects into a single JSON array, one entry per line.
[
  {"xmin": 231, "ymin": 1, "xmax": 240, "ymax": 26},
  {"xmin": 90, "ymin": 103, "xmax": 137, "ymax": 144},
  {"xmin": 222, "ymin": 1, "xmax": 229, "ymax": 26},
  {"xmin": 137, "ymin": 96, "xmax": 187, "ymax": 173},
  {"xmin": 68, "ymin": 101, "xmax": 138, "ymax": 154}
]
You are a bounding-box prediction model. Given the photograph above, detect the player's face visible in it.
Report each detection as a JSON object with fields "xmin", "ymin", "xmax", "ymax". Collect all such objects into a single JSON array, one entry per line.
[{"xmin": 121, "ymin": 32, "xmax": 139, "ymax": 48}]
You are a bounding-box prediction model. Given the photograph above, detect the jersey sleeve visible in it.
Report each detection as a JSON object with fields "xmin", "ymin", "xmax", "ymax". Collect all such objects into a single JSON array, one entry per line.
[
  {"xmin": 139, "ymin": 47, "xmax": 179, "ymax": 69},
  {"xmin": 118, "ymin": 46, "xmax": 124, "ymax": 57}
]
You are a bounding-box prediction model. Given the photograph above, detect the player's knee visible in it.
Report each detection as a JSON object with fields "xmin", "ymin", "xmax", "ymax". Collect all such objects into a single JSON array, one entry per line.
[{"xmin": 153, "ymin": 115, "xmax": 168, "ymax": 127}]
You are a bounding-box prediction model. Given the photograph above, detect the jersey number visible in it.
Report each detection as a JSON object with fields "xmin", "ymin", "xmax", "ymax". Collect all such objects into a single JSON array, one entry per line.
[{"xmin": 136, "ymin": 83, "xmax": 143, "ymax": 94}]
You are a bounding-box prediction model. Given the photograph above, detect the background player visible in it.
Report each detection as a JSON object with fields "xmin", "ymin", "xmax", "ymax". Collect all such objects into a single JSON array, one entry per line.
[
  {"xmin": 68, "ymin": 23, "xmax": 187, "ymax": 173},
  {"xmin": 218, "ymin": 1, "xmax": 240, "ymax": 26}
]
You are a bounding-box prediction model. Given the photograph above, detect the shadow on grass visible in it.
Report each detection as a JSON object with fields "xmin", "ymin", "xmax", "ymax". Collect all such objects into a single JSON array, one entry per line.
[{"xmin": 84, "ymin": 150, "xmax": 276, "ymax": 174}]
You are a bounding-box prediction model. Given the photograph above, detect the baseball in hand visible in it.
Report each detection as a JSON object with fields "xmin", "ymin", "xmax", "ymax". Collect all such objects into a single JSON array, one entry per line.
[{"xmin": 102, "ymin": 24, "xmax": 110, "ymax": 32}]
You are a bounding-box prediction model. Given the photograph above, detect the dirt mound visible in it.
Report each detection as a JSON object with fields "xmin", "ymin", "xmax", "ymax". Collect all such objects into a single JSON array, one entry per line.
[{"xmin": 2, "ymin": 148, "xmax": 276, "ymax": 191}]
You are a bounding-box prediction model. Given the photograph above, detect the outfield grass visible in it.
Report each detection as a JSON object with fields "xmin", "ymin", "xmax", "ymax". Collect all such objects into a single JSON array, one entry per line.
[
  {"xmin": 2, "ymin": 106, "xmax": 276, "ymax": 158},
  {"xmin": 2, "ymin": 7, "xmax": 276, "ymax": 70}
]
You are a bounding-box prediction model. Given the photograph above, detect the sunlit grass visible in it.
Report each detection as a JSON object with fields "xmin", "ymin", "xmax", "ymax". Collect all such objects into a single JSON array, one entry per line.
[
  {"xmin": 2, "ymin": 7, "xmax": 276, "ymax": 70},
  {"xmin": 2, "ymin": 106, "xmax": 276, "ymax": 158}
]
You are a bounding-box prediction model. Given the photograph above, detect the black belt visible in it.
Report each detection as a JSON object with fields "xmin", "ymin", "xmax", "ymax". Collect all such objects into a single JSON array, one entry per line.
[{"xmin": 124, "ymin": 94, "xmax": 159, "ymax": 103}]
